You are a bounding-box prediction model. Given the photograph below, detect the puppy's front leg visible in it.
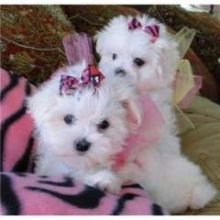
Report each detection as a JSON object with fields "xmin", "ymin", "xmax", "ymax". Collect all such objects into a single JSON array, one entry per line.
[{"xmin": 83, "ymin": 169, "xmax": 122, "ymax": 194}]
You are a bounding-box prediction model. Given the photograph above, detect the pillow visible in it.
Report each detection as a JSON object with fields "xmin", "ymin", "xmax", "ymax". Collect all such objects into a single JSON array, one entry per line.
[
  {"xmin": 0, "ymin": 172, "xmax": 164, "ymax": 215},
  {"xmin": 0, "ymin": 68, "xmax": 36, "ymax": 172},
  {"xmin": 180, "ymin": 96, "xmax": 220, "ymax": 215}
]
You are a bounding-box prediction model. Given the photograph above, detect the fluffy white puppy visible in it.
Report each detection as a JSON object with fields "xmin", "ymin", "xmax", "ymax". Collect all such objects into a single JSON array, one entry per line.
[
  {"xmin": 27, "ymin": 61, "xmax": 141, "ymax": 194},
  {"xmin": 95, "ymin": 15, "xmax": 217, "ymax": 213}
]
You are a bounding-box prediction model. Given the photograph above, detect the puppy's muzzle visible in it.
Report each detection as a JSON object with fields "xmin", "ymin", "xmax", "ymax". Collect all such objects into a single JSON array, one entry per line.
[
  {"xmin": 75, "ymin": 138, "xmax": 91, "ymax": 152},
  {"xmin": 115, "ymin": 68, "xmax": 126, "ymax": 76}
]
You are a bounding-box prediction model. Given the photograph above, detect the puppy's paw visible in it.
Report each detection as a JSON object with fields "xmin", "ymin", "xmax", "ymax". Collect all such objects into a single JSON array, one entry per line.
[
  {"xmin": 84, "ymin": 170, "xmax": 122, "ymax": 194},
  {"xmin": 189, "ymin": 179, "xmax": 217, "ymax": 210},
  {"xmin": 95, "ymin": 176, "xmax": 122, "ymax": 195}
]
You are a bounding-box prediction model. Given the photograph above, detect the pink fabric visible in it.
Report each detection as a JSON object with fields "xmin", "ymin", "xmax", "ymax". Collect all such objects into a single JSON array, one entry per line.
[
  {"xmin": 1, "ymin": 68, "xmax": 10, "ymax": 89},
  {"xmin": 0, "ymin": 68, "xmax": 36, "ymax": 171},
  {"xmin": 112, "ymin": 95, "xmax": 165, "ymax": 171},
  {"xmin": 0, "ymin": 172, "xmax": 160, "ymax": 215}
]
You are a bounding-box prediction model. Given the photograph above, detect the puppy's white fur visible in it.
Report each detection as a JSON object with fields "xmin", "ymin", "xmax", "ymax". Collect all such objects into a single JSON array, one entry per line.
[
  {"xmin": 28, "ymin": 61, "xmax": 141, "ymax": 194},
  {"xmin": 95, "ymin": 15, "xmax": 217, "ymax": 213}
]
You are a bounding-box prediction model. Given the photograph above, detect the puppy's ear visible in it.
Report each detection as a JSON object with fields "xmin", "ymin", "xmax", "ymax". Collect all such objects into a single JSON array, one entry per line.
[
  {"xmin": 27, "ymin": 79, "xmax": 59, "ymax": 126},
  {"xmin": 121, "ymin": 99, "xmax": 142, "ymax": 131}
]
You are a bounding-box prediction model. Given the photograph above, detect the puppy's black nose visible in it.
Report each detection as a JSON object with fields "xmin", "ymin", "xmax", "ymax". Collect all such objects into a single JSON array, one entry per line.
[
  {"xmin": 115, "ymin": 68, "xmax": 126, "ymax": 76},
  {"xmin": 75, "ymin": 138, "xmax": 91, "ymax": 152}
]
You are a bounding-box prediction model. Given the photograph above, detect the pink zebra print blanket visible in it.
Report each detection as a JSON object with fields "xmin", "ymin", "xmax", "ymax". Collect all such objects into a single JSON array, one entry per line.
[{"xmin": 0, "ymin": 68, "xmax": 165, "ymax": 215}]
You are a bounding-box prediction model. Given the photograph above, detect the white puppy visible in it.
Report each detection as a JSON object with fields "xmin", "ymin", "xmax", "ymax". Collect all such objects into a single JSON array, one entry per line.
[
  {"xmin": 95, "ymin": 15, "xmax": 217, "ymax": 213},
  {"xmin": 27, "ymin": 61, "xmax": 142, "ymax": 194}
]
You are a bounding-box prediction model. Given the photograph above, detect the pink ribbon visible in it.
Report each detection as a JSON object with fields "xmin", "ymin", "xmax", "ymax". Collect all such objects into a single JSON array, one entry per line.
[
  {"xmin": 128, "ymin": 18, "xmax": 142, "ymax": 30},
  {"xmin": 128, "ymin": 18, "xmax": 160, "ymax": 43},
  {"xmin": 59, "ymin": 65, "xmax": 105, "ymax": 95},
  {"xmin": 112, "ymin": 94, "xmax": 165, "ymax": 171}
]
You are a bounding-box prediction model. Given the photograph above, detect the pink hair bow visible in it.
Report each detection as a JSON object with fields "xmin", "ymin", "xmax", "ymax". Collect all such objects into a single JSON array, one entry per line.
[
  {"xmin": 128, "ymin": 18, "xmax": 160, "ymax": 43},
  {"xmin": 128, "ymin": 17, "xmax": 142, "ymax": 30},
  {"xmin": 60, "ymin": 65, "xmax": 105, "ymax": 95}
]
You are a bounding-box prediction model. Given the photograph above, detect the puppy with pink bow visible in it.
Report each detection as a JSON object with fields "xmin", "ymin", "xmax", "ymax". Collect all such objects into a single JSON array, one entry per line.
[
  {"xmin": 28, "ymin": 61, "xmax": 165, "ymax": 195},
  {"xmin": 95, "ymin": 15, "xmax": 217, "ymax": 213}
]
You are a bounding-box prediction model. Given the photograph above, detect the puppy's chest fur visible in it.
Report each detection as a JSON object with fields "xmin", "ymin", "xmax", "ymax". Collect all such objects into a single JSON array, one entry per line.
[{"xmin": 149, "ymin": 88, "xmax": 177, "ymax": 131}]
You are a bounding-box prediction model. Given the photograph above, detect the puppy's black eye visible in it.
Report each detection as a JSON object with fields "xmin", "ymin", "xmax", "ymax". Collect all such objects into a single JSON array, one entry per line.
[
  {"xmin": 98, "ymin": 120, "xmax": 110, "ymax": 130},
  {"xmin": 64, "ymin": 114, "xmax": 75, "ymax": 125},
  {"xmin": 112, "ymin": 53, "xmax": 117, "ymax": 60},
  {"xmin": 133, "ymin": 58, "xmax": 145, "ymax": 67}
]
